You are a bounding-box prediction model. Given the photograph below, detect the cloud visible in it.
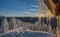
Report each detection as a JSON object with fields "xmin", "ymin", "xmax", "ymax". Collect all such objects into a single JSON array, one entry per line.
[
  {"xmin": 22, "ymin": 11, "xmax": 32, "ymax": 14},
  {"xmin": 30, "ymin": 5, "xmax": 38, "ymax": 8},
  {"xmin": 20, "ymin": 11, "xmax": 38, "ymax": 17},
  {"xmin": 28, "ymin": 9, "xmax": 38, "ymax": 11}
]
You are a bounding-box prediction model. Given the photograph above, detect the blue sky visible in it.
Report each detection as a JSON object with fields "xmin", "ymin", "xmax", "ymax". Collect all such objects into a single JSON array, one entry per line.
[{"xmin": 0, "ymin": 0, "xmax": 38, "ymax": 17}]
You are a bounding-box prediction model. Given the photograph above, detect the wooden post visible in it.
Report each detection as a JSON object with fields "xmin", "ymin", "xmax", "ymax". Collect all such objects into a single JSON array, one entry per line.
[
  {"xmin": 38, "ymin": 0, "xmax": 41, "ymax": 31},
  {"xmin": 56, "ymin": 15, "xmax": 60, "ymax": 37}
]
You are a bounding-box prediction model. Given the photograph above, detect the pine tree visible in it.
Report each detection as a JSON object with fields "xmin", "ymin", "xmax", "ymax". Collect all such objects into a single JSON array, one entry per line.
[{"xmin": 1, "ymin": 17, "xmax": 9, "ymax": 33}]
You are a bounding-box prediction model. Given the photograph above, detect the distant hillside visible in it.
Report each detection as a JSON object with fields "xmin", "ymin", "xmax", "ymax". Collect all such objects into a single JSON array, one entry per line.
[{"xmin": 0, "ymin": 16, "xmax": 38, "ymax": 23}]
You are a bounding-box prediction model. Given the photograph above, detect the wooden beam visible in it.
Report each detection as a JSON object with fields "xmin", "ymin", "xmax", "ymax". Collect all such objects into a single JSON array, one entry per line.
[{"xmin": 44, "ymin": 0, "xmax": 60, "ymax": 16}]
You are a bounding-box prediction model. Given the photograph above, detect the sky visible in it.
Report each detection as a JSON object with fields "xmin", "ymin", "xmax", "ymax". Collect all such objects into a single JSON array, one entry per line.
[{"xmin": 0, "ymin": 0, "xmax": 38, "ymax": 17}]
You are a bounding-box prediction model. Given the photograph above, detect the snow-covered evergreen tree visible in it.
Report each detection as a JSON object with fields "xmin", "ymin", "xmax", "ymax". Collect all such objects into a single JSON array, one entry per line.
[
  {"xmin": 9, "ymin": 17, "xmax": 17, "ymax": 30},
  {"xmin": 1, "ymin": 17, "xmax": 9, "ymax": 33}
]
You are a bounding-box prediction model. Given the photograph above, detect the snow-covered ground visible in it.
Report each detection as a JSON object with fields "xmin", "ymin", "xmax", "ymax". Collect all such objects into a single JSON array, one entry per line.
[{"xmin": 0, "ymin": 30, "xmax": 56, "ymax": 37}]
